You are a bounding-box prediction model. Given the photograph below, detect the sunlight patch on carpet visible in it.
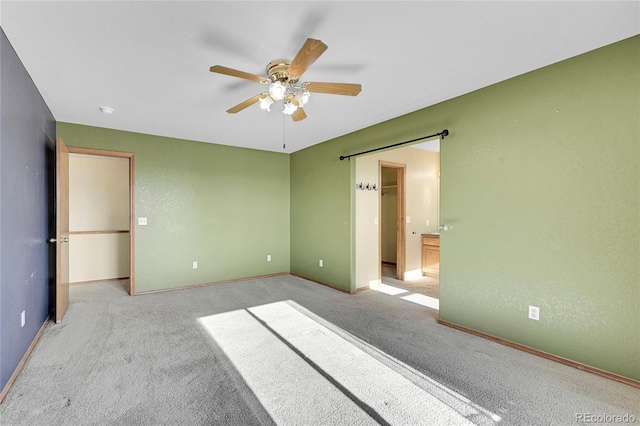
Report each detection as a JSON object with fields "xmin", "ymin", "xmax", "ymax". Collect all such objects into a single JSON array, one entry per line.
[
  {"xmin": 198, "ymin": 301, "xmax": 500, "ymax": 425},
  {"xmin": 372, "ymin": 282, "xmax": 439, "ymax": 310},
  {"xmin": 401, "ymin": 293, "xmax": 440, "ymax": 310},
  {"xmin": 373, "ymin": 283, "xmax": 409, "ymax": 296},
  {"xmin": 403, "ymin": 269, "xmax": 424, "ymax": 281}
]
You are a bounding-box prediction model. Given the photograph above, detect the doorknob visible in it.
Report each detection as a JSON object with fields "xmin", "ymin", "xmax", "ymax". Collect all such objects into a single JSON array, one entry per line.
[{"xmin": 48, "ymin": 237, "xmax": 69, "ymax": 243}]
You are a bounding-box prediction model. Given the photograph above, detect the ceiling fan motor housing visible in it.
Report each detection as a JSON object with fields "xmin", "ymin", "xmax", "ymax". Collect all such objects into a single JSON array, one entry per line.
[{"xmin": 267, "ymin": 59, "xmax": 298, "ymax": 84}]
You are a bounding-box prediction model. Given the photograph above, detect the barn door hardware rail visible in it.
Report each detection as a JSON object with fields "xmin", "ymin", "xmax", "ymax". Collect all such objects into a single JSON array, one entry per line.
[{"xmin": 339, "ymin": 129, "xmax": 449, "ymax": 161}]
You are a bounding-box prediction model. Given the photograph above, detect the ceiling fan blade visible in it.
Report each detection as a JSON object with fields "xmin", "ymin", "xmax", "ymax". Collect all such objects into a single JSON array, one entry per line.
[
  {"xmin": 291, "ymin": 106, "xmax": 307, "ymax": 122},
  {"xmin": 305, "ymin": 82, "xmax": 362, "ymax": 96},
  {"xmin": 287, "ymin": 38, "xmax": 328, "ymax": 78},
  {"xmin": 226, "ymin": 93, "xmax": 265, "ymax": 114},
  {"xmin": 210, "ymin": 65, "xmax": 268, "ymax": 84}
]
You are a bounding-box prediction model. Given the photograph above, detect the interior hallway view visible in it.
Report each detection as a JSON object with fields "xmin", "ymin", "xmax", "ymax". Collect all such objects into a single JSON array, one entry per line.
[{"xmin": 1, "ymin": 275, "xmax": 637, "ymax": 425}]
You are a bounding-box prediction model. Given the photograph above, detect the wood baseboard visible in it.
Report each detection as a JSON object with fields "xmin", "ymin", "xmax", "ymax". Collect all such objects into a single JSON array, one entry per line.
[
  {"xmin": 289, "ymin": 273, "xmax": 356, "ymax": 294},
  {"xmin": 70, "ymin": 277, "xmax": 129, "ymax": 286},
  {"xmin": 0, "ymin": 316, "xmax": 50, "ymax": 404},
  {"xmin": 135, "ymin": 272, "xmax": 289, "ymax": 295},
  {"xmin": 138, "ymin": 272, "xmax": 359, "ymax": 296},
  {"xmin": 437, "ymin": 319, "xmax": 640, "ymax": 389}
]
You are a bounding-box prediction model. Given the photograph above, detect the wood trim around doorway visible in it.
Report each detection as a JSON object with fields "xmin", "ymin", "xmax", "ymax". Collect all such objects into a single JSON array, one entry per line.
[{"xmin": 67, "ymin": 147, "xmax": 136, "ymax": 295}]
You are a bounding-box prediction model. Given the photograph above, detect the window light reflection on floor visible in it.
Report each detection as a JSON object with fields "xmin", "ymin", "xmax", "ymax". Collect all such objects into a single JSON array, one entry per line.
[
  {"xmin": 401, "ymin": 292, "xmax": 440, "ymax": 310},
  {"xmin": 372, "ymin": 282, "xmax": 439, "ymax": 310},
  {"xmin": 197, "ymin": 300, "xmax": 500, "ymax": 426},
  {"xmin": 373, "ymin": 283, "xmax": 409, "ymax": 296}
]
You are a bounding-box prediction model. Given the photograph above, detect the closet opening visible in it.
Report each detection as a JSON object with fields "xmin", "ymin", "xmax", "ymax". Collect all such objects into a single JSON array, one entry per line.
[{"xmin": 67, "ymin": 148, "xmax": 135, "ymax": 295}]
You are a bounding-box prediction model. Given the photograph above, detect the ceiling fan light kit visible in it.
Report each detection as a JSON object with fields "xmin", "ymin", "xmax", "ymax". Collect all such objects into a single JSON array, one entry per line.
[
  {"xmin": 210, "ymin": 38, "xmax": 361, "ymax": 122},
  {"xmin": 268, "ymin": 80, "xmax": 287, "ymax": 101},
  {"xmin": 259, "ymin": 94, "xmax": 274, "ymax": 111}
]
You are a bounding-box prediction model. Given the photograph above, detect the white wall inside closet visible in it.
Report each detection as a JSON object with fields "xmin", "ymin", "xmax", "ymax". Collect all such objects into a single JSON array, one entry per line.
[{"xmin": 69, "ymin": 154, "xmax": 130, "ymax": 283}]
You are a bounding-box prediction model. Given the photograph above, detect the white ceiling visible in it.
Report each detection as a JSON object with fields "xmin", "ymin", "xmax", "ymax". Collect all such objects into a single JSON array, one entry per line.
[{"xmin": 2, "ymin": 1, "xmax": 638, "ymax": 154}]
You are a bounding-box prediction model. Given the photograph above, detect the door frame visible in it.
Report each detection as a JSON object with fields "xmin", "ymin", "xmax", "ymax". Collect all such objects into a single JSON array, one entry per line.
[
  {"xmin": 55, "ymin": 138, "xmax": 70, "ymax": 323},
  {"xmin": 66, "ymin": 147, "xmax": 136, "ymax": 295},
  {"xmin": 379, "ymin": 161, "xmax": 406, "ymax": 281}
]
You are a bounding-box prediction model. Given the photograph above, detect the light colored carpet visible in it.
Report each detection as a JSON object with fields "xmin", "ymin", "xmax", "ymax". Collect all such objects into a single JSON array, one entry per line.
[
  {"xmin": 381, "ymin": 264, "xmax": 440, "ymax": 299},
  {"xmin": 1, "ymin": 275, "xmax": 638, "ymax": 425}
]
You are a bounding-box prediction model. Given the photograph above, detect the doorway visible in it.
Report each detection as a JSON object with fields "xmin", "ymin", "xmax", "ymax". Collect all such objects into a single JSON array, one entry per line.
[
  {"xmin": 353, "ymin": 143, "xmax": 439, "ymax": 299},
  {"xmin": 379, "ymin": 162, "xmax": 406, "ymax": 281},
  {"xmin": 377, "ymin": 142, "xmax": 440, "ymax": 303},
  {"xmin": 67, "ymin": 147, "xmax": 135, "ymax": 295}
]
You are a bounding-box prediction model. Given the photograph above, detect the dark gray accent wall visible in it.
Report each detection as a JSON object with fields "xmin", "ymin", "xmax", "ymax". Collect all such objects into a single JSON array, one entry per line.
[{"xmin": 0, "ymin": 28, "xmax": 56, "ymax": 393}]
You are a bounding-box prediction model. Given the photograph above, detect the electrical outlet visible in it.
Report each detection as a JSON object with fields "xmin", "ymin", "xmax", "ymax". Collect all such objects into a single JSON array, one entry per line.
[
  {"xmin": 319, "ymin": 259, "xmax": 324, "ymax": 268},
  {"xmin": 138, "ymin": 217, "xmax": 147, "ymax": 225},
  {"xmin": 193, "ymin": 261, "xmax": 198, "ymax": 269},
  {"xmin": 21, "ymin": 310, "xmax": 25, "ymax": 327},
  {"xmin": 267, "ymin": 255, "xmax": 272, "ymax": 262},
  {"xmin": 528, "ymin": 305, "xmax": 540, "ymax": 321},
  {"xmin": 426, "ymin": 219, "xmax": 430, "ymax": 226}
]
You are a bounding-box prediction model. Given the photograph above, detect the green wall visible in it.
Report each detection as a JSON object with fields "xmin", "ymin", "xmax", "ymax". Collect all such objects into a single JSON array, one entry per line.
[
  {"xmin": 58, "ymin": 123, "xmax": 290, "ymax": 293},
  {"xmin": 290, "ymin": 36, "xmax": 639, "ymax": 380},
  {"xmin": 290, "ymin": 140, "xmax": 354, "ymax": 288}
]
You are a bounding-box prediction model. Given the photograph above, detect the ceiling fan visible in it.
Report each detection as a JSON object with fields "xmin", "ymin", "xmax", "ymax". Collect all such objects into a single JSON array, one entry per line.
[{"xmin": 210, "ymin": 38, "xmax": 362, "ymax": 122}]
